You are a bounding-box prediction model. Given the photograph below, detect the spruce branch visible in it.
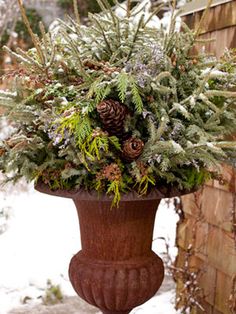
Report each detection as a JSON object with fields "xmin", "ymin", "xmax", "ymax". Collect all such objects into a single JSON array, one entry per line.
[
  {"xmin": 143, "ymin": 4, "xmax": 164, "ymax": 28},
  {"xmin": 0, "ymin": 90, "xmax": 17, "ymax": 99},
  {"xmin": 39, "ymin": 21, "xmax": 48, "ymax": 53},
  {"xmin": 126, "ymin": 13, "xmax": 145, "ymax": 61},
  {"xmin": 66, "ymin": 15, "xmax": 81, "ymax": 36},
  {"xmin": 168, "ymin": 0, "xmax": 177, "ymax": 35},
  {"xmin": 1, "ymin": 0, "xmax": 236, "ymax": 204},
  {"xmin": 198, "ymin": 94, "xmax": 220, "ymax": 113},
  {"xmin": 101, "ymin": 0, "xmax": 121, "ymax": 42},
  {"xmin": 205, "ymin": 90, "xmax": 236, "ymax": 98},
  {"xmin": 3, "ymin": 46, "xmax": 33, "ymax": 67},
  {"xmin": 57, "ymin": 17, "xmax": 77, "ymax": 34},
  {"xmin": 92, "ymin": 15, "xmax": 113, "ymax": 55},
  {"xmin": 15, "ymin": 47, "xmax": 44, "ymax": 71},
  {"xmin": 60, "ymin": 30, "xmax": 89, "ymax": 79},
  {"xmin": 155, "ymin": 117, "xmax": 168, "ymax": 141},
  {"xmin": 214, "ymin": 142, "xmax": 236, "ymax": 149},
  {"xmin": 130, "ymin": 0, "xmax": 149, "ymax": 17},
  {"xmin": 113, "ymin": 0, "xmax": 126, "ymax": 12},
  {"xmin": 96, "ymin": 0, "xmax": 107, "ymax": 12}
]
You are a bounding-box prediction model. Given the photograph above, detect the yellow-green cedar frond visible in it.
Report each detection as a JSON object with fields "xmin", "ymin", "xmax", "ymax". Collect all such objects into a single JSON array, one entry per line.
[
  {"xmin": 106, "ymin": 180, "xmax": 121, "ymax": 208},
  {"xmin": 80, "ymin": 134, "xmax": 120, "ymax": 162},
  {"xmin": 75, "ymin": 116, "xmax": 92, "ymax": 146},
  {"xmin": 88, "ymin": 135, "xmax": 109, "ymax": 160},
  {"xmin": 55, "ymin": 112, "xmax": 92, "ymax": 146},
  {"xmin": 56, "ymin": 112, "xmax": 80, "ymax": 134},
  {"xmin": 108, "ymin": 136, "xmax": 121, "ymax": 151},
  {"xmin": 94, "ymin": 178, "xmax": 103, "ymax": 191},
  {"xmin": 137, "ymin": 174, "xmax": 156, "ymax": 195}
]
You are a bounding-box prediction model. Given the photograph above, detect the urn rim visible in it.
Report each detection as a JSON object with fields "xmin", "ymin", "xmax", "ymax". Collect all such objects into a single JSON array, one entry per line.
[{"xmin": 35, "ymin": 180, "xmax": 198, "ymax": 201}]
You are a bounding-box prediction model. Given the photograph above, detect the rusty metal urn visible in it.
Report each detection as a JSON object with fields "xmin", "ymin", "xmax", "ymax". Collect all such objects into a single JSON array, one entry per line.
[{"xmin": 35, "ymin": 183, "xmax": 192, "ymax": 313}]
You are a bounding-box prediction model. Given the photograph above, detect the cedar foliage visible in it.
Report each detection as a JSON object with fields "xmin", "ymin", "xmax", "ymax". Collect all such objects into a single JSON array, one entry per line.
[{"xmin": 0, "ymin": 0, "xmax": 236, "ymax": 206}]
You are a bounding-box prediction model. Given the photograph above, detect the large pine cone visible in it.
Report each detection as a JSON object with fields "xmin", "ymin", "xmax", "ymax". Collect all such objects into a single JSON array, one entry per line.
[
  {"xmin": 97, "ymin": 99, "xmax": 128, "ymax": 137},
  {"xmin": 122, "ymin": 137, "xmax": 144, "ymax": 162}
]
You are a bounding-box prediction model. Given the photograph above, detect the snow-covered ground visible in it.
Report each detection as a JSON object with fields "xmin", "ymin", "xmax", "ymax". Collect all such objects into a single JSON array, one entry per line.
[{"xmin": 0, "ymin": 183, "xmax": 179, "ymax": 314}]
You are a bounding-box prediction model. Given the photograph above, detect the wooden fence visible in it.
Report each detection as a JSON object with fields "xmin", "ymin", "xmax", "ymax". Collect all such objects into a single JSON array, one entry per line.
[{"xmin": 175, "ymin": 1, "xmax": 236, "ymax": 313}]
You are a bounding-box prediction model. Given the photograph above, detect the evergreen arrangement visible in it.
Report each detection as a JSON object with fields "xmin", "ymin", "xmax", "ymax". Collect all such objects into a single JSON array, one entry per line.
[{"xmin": 1, "ymin": 0, "xmax": 236, "ymax": 206}]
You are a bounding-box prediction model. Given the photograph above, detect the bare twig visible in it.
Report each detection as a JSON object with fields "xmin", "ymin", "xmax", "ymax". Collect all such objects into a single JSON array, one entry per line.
[
  {"xmin": 17, "ymin": 0, "xmax": 45, "ymax": 65},
  {"xmin": 194, "ymin": 0, "xmax": 214, "ymax": 39},
  {"xmin": 73, "ymin": 0, "xmax": 80, "ymax": 25},
  {"xmin": 127, "ymin": 0, "xmax": 131, "ymax": 18}
]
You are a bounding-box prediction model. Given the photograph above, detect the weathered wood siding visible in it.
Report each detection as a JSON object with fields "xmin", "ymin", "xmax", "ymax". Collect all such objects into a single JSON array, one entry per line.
[
  {"xmin": 176, "ymin": 1, "xmax": 236, "ymax": 314},
  {"xmin": 182, "ymin": 0, "xmax": 236, "ymax": 58}
]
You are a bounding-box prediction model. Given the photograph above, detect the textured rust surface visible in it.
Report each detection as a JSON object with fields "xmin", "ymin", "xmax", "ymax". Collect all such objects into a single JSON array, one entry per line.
[
  {"xmin": 69, "ymin": 252, "xmax": 163, "ymax": 313},
  {"xmin": 68, "ymin": 197, "xmax": 163, "ymax": 313},
  {"xmin": 35, "ymin": 183, "xmax": 195, "ymax": 313}
]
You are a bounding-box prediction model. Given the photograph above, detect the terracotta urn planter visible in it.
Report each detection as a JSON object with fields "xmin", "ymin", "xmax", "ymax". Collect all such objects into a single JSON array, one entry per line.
[{"xmin": 36, "ymin": 182, "xmax": 193, "ymax": 314}]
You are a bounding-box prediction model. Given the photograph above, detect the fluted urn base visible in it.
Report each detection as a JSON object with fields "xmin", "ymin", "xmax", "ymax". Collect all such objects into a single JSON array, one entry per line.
[{"xmin": 69, "ymin": 251, "xmax": 164, "ymax": 313}]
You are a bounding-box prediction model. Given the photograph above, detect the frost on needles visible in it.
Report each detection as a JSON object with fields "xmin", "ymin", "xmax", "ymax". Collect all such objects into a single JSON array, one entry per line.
[{"xmin": 0, "ymin": 0, "xmax": 236, "ymax": 207}]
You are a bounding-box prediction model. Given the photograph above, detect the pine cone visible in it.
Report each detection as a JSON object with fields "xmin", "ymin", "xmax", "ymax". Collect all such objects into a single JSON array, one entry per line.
[
  {"xmin": 122, "ymin": 137, "xmax": 144, "ymax": 162},
  {"xmin": 98, "ymin": 163, "xmax": 122, "ymax": 181},
  {"xmin": 97, "ymin": 99, "xmax": 128, "ymax": 137}
]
